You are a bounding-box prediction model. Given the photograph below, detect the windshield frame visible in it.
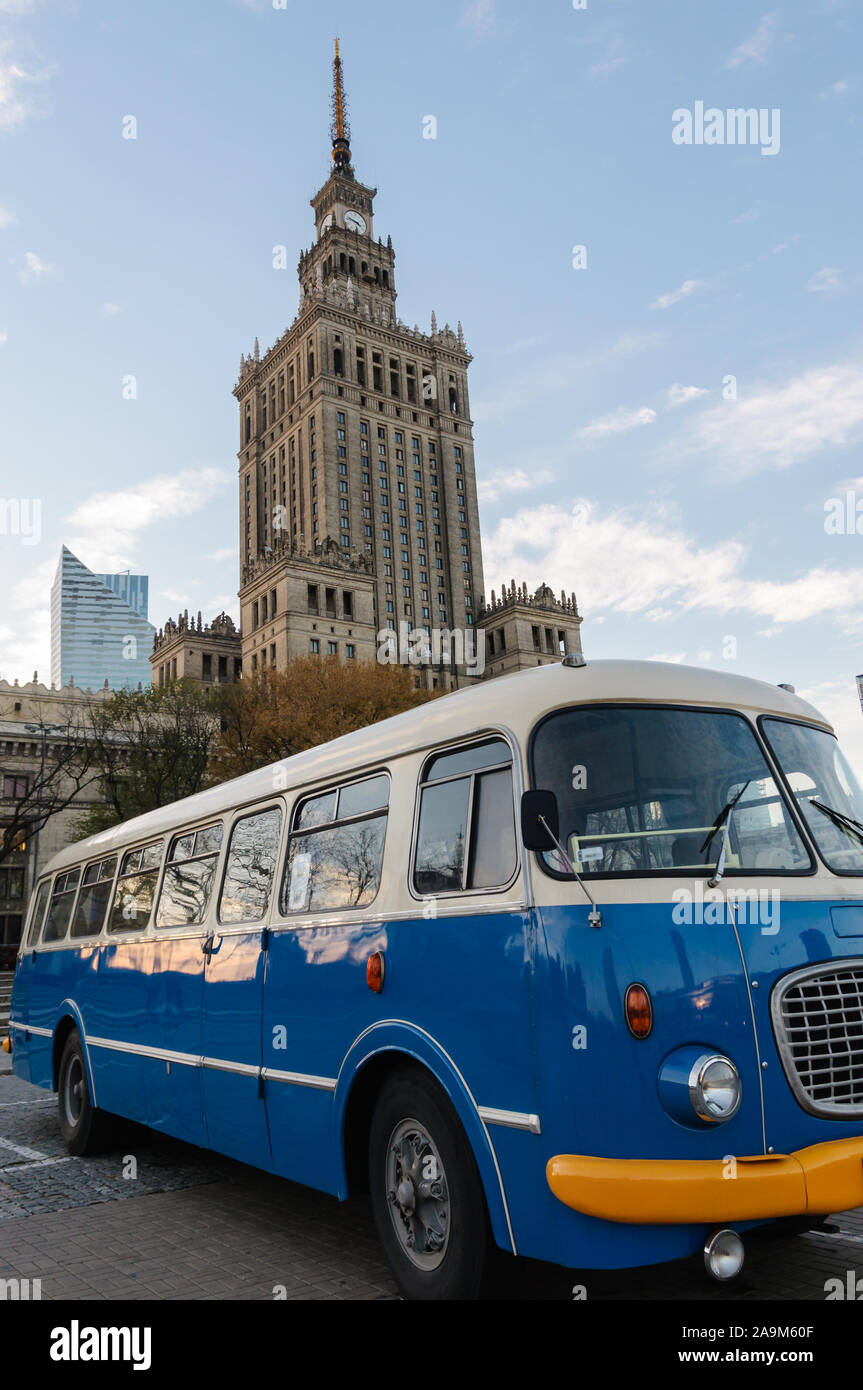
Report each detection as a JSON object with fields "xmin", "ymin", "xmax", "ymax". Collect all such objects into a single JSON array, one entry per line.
[
  {"xmin": 758, "ymin": 713, "xmax": 863, "ymax": 878},
  {"xmin": 528, "ymin": 701, "xmax": 817, "ymax": 882}
]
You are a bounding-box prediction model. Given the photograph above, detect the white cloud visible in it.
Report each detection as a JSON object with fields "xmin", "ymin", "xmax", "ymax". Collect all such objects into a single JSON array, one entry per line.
[
  {"xmin": 99, "ymin": 301, "xmax": 121, "ymax": 317},
  {"xmin": 0, "ymin": 38, "xmax": 54, "ymax": 132},
  {"xmin": 667, "ymin": 382, "xmax": 709, "ymax": 409},
  {"xmin": 820, "ymin": 79, "xmax": 849, "ymax": 99},
  {"xmin": 65, "ymin": 467, "xmax": 231, "ymax": 571},
  {"xmin": 0, "ymin": 1, "xmax": 38, "ymax": 12},
  {"xmin": 483, "ymin": 497, "xmax": 863, "ymax": 633},
  {"xmin": 725, "ymin": 11, "xmax": 778, "ymax": 68},
  {"xmin": 0, "ymin": 329, "xmax": 7, "ymax": 346},
  {"xmin": 732, "ymin": 206, "xmax": 763, "ymax": 224},
  {"xmin": 591, "ymin": 36, "xmax": 628, "ymax": 76},
  {"xmin": 0, "ymin": 204, "xmax": 16, "ymax": 229},
  {"xmin": 460, "ymin": 0, "xmax": 494, "ymax": 34},
  {"xmin": 575, "ymin": 406, "xmax": 656, "ymax": 442},
  {"xmin": 650, "ymin": 278, "xmax": 705, "ymax": 311},
  {"xmin": 207, "ymin": 547, "xmax": 236, "ymax": 564},
  {"xmin": 647, "ymin": 652, "xmax": 687, "ymax": 664},
  {"xmin": 477, "ymin": 467, "xmax": 553, "ymax": 503},
  {"xmin": 678, "ymin": 361, "xmax": 863, "ymax": 474},
  {"xmin": 807, "ymin": 267, "xmax": 842, "ymax": 293},
  {"xmin": 17, "ymin": 250, "xmax": 60, "ymax": 284}
]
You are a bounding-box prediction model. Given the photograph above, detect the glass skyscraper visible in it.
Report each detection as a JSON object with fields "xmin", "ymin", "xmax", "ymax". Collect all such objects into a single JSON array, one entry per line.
[{"xmin": 50, "ymin": 547, "xmax": 156, "ymax": 691}]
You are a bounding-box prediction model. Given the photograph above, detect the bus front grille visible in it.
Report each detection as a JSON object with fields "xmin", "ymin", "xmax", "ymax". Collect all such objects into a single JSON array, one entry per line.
[{"xmin": 771, "ymin": 959, "xmax": 863, "ymax": 1118}]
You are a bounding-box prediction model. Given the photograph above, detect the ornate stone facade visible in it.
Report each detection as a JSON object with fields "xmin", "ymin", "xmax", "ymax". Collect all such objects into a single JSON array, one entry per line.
[
  {"xmin": 152, "ymin": 612, "xmax": 242, "ymax": 688},
  {"xmin": 478, "ymin": 583, "xmax": 583, "ymax": 679}
]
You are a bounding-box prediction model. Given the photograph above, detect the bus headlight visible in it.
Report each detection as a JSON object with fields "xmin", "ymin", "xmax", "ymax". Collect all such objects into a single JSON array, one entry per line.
[{"xmin": 689, "ymin": 1053, "xmax": 741, "ymax": 1123}]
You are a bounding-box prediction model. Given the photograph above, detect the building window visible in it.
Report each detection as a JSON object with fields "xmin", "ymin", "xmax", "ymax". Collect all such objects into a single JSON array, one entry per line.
[
  {"xmin": 2, "ymin": 775, "xmax": 28, "ymax": 800},
  {"xmin": 202, "ymin": 654, "xmax": 212, "ymax": 681},
  {"xmin": 310, "ymin": 639, "xmax": 320, "ymax": 654},
  {"xmin": 328, "ymin": 641, "xmax": 338, "ymax": 656},
  {"xmin": 346, "ymin": 644, "xmax": 355, "ymax": 659}
]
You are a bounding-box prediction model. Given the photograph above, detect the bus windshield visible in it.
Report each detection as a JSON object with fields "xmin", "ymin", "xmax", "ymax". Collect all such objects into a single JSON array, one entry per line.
[
  {"xmin": 531, "ymin": 704, "xmax": 811, "ymax": 877},
  {"xmin": 762, "ymin": 719, "xmax": 863, "ymax": 875}
]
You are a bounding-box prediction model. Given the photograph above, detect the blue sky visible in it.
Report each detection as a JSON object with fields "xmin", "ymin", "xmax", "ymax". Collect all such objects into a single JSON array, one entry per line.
[{"xmin": 1, "ymin": 0, "xmax": 863, "ymax": 767}]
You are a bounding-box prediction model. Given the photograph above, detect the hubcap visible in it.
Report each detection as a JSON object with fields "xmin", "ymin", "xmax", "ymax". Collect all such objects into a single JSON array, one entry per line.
[
  {"xmin": 385, "ymin": 1118, "xmax": 450, "ymax": 1270},
  {"xmin": 63, "ymin": 1055, "xmax": 84, "ymax": 1128}
]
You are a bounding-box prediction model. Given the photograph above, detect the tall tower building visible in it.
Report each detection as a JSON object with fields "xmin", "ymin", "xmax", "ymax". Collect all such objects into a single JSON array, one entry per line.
[{"xmin": 234, "ymin": 40, "xmax": 484, "ymax": 687}]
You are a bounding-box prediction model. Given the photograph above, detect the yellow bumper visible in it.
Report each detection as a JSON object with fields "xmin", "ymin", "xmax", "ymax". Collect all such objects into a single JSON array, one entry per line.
[{"xmin": 546, "ymin": 1137, "xmax": 863, "ymax": 1224}]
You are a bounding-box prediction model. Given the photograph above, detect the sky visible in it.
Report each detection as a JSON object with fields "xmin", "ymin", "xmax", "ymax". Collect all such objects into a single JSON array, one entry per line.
[{"xmin": 1, "ymin": 0, "xmax": 862, "ymax": 769}]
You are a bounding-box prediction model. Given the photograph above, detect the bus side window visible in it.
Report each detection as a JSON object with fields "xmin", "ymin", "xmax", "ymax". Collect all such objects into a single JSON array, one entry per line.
[
  {"xmin": 25, "ymin": 878, "xmax": 52, "ymax": 947},
  {"xmin": 71, "ymin": 857, "xmax": 118, "ymax": 939},
  {"xmin": 156, "ymin": 824, "xmax": 224, "ymax": 928},
  {"xmin": 42, "ymin": 868, "xmax": 82, "ymax": 944},
  {"xmin": 109, "ymin": 841, "xmax": 164, "ymax": 933},
  {"xmin": 219, "ymin": 807, "xmax": 283, "ymax": 923},
  {"xmin": 413, "ymin": 738, "xmax": 517, "ymax": 895},
  {"xmin": 281, "ymin": 773, "xmax": 389, "ymax": 914}
]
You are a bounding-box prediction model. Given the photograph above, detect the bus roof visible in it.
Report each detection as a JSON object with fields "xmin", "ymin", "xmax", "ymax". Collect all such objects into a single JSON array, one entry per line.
[{"xmin": 43, "ymin": 659, "xmax": 831, "ymax": 876}]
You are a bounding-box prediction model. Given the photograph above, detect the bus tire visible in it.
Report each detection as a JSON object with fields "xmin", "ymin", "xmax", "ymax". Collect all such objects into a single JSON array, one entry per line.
[
  {"xmin": 369, "ymin": 1067, "xmax": 501, "ymax": 1300},
  {"xmin": 57, "ymin": 1032, "xmax": 113, "ymax": 1156}
]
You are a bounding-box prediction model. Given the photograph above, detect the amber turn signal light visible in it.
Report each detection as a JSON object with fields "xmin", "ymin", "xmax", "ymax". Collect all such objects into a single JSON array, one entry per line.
[
  {"xmin": 625, "ymin": 983, "xmax": 652, "ymax": 1038},
  {"xmin": 367, "ymin": 951, "xmax": 385, "ymax": 993}
]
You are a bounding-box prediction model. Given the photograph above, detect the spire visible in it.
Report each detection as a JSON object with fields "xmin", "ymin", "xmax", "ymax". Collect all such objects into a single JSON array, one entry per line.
[{"xmin": 330, "ymin": 38, "xmax": 353, "ymax": 174}]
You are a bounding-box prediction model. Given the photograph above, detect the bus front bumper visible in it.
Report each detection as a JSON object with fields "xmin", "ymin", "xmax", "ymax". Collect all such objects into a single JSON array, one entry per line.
[{"xmin": 546, "ymin": 1137, "xmax": 863, "ymax": 1224}]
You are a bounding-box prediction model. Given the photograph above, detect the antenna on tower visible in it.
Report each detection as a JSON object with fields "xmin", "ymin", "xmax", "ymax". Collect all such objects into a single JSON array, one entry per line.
[{"xmin": 330, "ymin": 38, "xmax": 353, "ymax": 173}]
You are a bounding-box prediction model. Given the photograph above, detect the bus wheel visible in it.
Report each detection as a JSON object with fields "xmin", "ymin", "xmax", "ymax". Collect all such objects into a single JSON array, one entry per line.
[
  {"xmin": 369, "ymin": 1068, "xmax": 497, "ymax": 1300},
  {"xmin": 57, "ymin": 1032, "xmax": 112, "ymax": 1156}
]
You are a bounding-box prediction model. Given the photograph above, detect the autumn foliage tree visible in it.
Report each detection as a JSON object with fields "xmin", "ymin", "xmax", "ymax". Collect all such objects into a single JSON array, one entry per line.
[{"xmin": 212, "ymin": 656, "xmax": 434, "ymax": 780}]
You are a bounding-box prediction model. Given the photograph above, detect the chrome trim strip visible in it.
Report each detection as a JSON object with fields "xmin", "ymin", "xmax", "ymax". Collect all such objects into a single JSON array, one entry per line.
[
  {"xmin": 729, "ymin": 912, "xmax": 768, "ymax": 1154},
  {"xmin": 261, "ymin": 1066, "xmax": 337, "ymax": 1092},
  {"xmin": 86, "ymin": 1036, "xmax": 201, "ymax": 1068},
  {"xmin": 8, "ymin": 1022, "xmax": 52, "ymax": 1036},
  {"xmin": 477, "ymin": 1106, "xmax": 541, "ymax": 1135},
  {"xmin": 201, "ymin": 1056, "xmax": 260, "ymax": 1078}
]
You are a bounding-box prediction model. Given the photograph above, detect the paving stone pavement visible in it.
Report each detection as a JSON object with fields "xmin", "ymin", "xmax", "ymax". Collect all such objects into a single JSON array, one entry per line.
[{"xmin": 1, "ymin": 1067, "xmax": 863, "ymax": 1301}]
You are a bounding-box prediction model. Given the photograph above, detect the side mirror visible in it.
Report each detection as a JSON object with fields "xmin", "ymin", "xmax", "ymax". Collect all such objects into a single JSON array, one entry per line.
[{"xmin": 520, "ymin": 789, "xmax": 560, "ymax": 851}]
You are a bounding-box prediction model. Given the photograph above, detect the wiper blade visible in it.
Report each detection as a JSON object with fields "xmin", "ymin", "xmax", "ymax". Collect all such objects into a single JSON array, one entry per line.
[
  {"xmin": 809, "ymin": 799, "xmax": 863, "ymax": 847},
  {"xmin": 700, "ymin": 780, "xmax": 752, "ymax": 855}
]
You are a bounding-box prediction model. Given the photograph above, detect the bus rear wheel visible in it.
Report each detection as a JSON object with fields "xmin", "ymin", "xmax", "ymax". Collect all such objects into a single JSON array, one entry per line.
[
  {"xmin": 57, "ymin": 1032, "xmax": 113, "ymax": 1156},
  {"xmin": 369, "ymin": 1068, "xmax": 499, "ymax": 1300}
]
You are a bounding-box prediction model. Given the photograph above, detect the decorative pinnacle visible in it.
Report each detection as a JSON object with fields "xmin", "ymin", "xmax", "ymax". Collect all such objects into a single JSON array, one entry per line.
[{"xmin": 330, "ymin": 38, "xmax": 353, "ymax": 173}]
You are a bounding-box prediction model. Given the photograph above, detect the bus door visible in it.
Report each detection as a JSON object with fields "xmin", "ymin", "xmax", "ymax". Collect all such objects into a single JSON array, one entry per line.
[{"xmin": 199, "ymin": 805, "xmax": 283, "ymax": 1170}]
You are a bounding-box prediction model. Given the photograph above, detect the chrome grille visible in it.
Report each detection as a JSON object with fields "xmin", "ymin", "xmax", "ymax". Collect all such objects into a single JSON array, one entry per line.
[{"xmin": 771, "ymin": 959, "xmax": 863, "ymax": 1117}]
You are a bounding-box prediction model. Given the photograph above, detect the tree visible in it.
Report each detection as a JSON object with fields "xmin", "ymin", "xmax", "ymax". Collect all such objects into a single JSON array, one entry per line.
[
  {"xmin": 76, "ymin": 680, "xmax": 229, "ymax": 836},
  {"xmin": 0, "ymin": 708, "xmax": 101, "ymax": 866},
  {"xmin": 212, "ymin": 657, "xmax": 434, "ymax": 780}
]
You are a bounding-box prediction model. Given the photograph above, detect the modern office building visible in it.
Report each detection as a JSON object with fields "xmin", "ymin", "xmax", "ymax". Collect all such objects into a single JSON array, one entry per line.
[
  {"xmin": 50, "ymin": 546, "xmax": 155, "ymax": 692},
  {"xmin": 95, "ymin": 570, "xmax": 149, "ymax": 620}
]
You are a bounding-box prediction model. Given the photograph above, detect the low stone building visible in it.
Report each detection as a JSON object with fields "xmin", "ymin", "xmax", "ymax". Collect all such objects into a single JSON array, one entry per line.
[
  {"xmin": 152, "ymin": 612, "xmax": 243, "ymax": 689},
  {"xmin": 478, "ymin": 583, "xmax": 583, "ymax": 680},
  {"xmin": 0, "ymin": 676, "xmax": 111, "ymax": 964}
]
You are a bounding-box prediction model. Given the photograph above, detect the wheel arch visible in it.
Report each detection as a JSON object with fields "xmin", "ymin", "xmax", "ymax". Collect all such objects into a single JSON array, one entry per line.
[
  {"xmin": 51, "ymin": 1002, "xmax": 97, "ymax": 1105},
  {"xmin": 335, "ymin": 1021, "xmax": 516, "ymax": 1255}
]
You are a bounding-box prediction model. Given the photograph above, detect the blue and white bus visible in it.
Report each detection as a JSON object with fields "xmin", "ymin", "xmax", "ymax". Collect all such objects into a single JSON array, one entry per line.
[{"xmin": 7, "ymin": 659, "xmax": 863, "ymax": 1298}]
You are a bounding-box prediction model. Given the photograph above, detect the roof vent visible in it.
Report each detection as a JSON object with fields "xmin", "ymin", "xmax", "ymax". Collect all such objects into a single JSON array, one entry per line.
[
  {"xmin": 562, "ymin": 654, "xmax": 587, "ymax": 669},
  {"xmin": 778, "ymin": 683, "xmax": 796, "ymax": 694}
]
